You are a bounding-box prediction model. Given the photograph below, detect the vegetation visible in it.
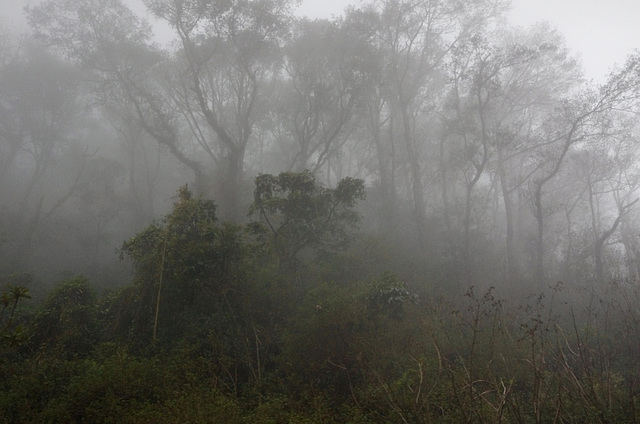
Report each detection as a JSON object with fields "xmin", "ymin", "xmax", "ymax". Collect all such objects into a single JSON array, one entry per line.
[
  {"xmin": 249, "ymin": 171, "xmax": 366, "ymax": 271},
  {"xmin": 3, "ymin": 181, "xmax": 640, "ymax": 422},
  {"xmin": 1, "ymin": 0, "xmax": 640, "ymax": 421}
]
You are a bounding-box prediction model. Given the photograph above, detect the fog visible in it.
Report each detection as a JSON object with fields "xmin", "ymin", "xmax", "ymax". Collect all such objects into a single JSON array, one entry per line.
[
  {"xmin": 2, "ymin": 0, "xmax": 640, "ymax": 421},
  {"xmin": 1, "ymin": 0, "xmax": 638, "ymax": 292}
]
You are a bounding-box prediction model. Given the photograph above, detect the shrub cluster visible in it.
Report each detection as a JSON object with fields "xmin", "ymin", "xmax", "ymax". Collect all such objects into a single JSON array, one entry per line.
[{"xmin": 3, "ymin": 179, "xmax": 640, "ymax": 423}]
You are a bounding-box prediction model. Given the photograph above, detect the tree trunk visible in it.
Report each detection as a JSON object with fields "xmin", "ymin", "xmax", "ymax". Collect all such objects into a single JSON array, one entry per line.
[
  {"xmin": 619, "ymin": 219, "xmax": 639, "ymax": 281},
  {"xmin": 373, "ymin": 113, "xmax": 396, "ymax": 236},
  {"xmin": 533, "ymin": 183, "xmax": 545, "ymax": 286},
  {"xmin": 221, "ymin": 145, "xmax": 246, "ymax": 220},
  {"xmin": 399, "ymin": 101, "xmax": 428, "ymax": 252},
  {"xmin": 497, "ymin": 146, "xmax": 517, "ymax": 282}
]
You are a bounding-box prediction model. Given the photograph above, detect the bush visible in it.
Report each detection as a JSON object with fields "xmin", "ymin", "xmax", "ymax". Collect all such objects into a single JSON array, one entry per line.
[{"xmin": 30, "ymin": 276, "xmax": 97, "ymax": 358}]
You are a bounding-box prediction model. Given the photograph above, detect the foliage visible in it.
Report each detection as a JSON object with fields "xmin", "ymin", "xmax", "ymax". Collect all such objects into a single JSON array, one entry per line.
[
  {"xmin": 30, "ymin": 276, "xmax": 97, "ymax": 359},
  {"xmin": 279, "ymin": 273, "xmax": 418, "ymax": 402},
  {"xmin": 366, "ymin": 272, "xmax": 418, "ymax": 320},
  {"xmin": 5, "ymin": 257, "xmax": 640, "ymax": 422},
  {"xmin": 0, "ymin": 274, "xmax": 32, "ymax": 352},
  {"xmin": 5, "ymin": 178, "xmax": 640, "ymax": 423},
  {"xmin": 4, "ymin": 0, "xmax": 640, "ymax": 420},
  {"xmin": 249, "ymin": 171, "xmax": 365, "ymax": 270},
  {"xmin": 119, "ymin": 185, "xmax": 244, "ymax": 344}
]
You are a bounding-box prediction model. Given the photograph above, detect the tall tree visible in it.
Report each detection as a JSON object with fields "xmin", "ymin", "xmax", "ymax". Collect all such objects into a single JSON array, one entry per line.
[
  {"xmin": 144, "ymin": 0, "xmax": 292, "ymax": 217},
  {"xmin": 476, "ymin": 25, "xmax": 581, "ymax": 282},
  {"xmin": 30, "ymin": 0, "xmax": 292, "ymax": 218},
  {"xmin": 444, "ymin": 39, "xmax": 500, "ymax": 280},
  {"xmin": 567, "ymin": 120, "xmax": 640, "ymax": 284},
  {"xmin": 0, "ymin": 42, "xmax": 86, "ymax": 272},
  {"xmin": 361, "ymin": 0, "xmax": 506, "ymax": 252},
  {"xmin": 442, "ymin": 25, "xmax": 582, "ymax": 282},
  {"xmin": 528, "ymin": 55, "xmax": 640, "ymax": 285},
  {"xmin": 336, "ymin": 7, "xmax": 397, "ymax": 237},
  {"xmin": 274, "ymin": 17, "xmax": 366, "ymax": 175},
  {"xmin": 29, "ymin": 0, "xmax": 211, "ymax": 188}
]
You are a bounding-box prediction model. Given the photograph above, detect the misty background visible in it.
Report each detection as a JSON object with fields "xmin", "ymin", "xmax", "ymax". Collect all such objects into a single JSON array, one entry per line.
[
  {"xmin": 4, "ymin": 0, "xmax": 640, "ymax": 422},
  {"xmin": 1, "ymin": 0, "xmax": 640, "ymax": 294}
]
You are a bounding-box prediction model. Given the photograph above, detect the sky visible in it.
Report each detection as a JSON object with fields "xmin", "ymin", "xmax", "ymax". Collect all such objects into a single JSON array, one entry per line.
[
  {"xmin": 506, "ymin": 0, "xmax": 640, "ymax": 81},
  {"xmin": 295, "ymin": 0, "xmax": 640, "ymax": 82},
  {"xmin": 1, "ymin": 0, "xmax": 638, "ymax": 82}
]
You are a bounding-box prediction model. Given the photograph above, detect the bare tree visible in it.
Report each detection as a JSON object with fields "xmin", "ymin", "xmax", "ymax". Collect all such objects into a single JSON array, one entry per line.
[
  {"xmin": 356, "ymin": 0, "xmax": 507, "ymax": 253},
  {"xmin": 528, "ymin": 55, "xmax": 640, "ymax": 285},
  {"xmin": 145, "ymin": 0, "xmax": 292, "ymax": 216},
  {"xmin": 0, "ymin": 43, "xmax": 86, "ymax": 271},
  {"xmin": 30, "ymin": 0, "xmax": 293, "ymax": 218},
  {"xmin": 276, "ymin": 18, "xmax": 364, "ymax": 175}
]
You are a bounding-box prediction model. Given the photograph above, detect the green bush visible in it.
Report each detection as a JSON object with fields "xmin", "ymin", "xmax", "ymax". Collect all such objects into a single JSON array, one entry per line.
[{"xmin": 30, "ymin": 276, "xmax": 97, "ymax": 358}]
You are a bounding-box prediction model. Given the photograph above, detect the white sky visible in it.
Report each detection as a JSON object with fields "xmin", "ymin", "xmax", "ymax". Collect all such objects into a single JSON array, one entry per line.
[
  {"xmin": 295, "ymin": 0, "xmax": 640, "ymax": 82},
  {"xmin": 507, "ymin": 0, "xmax": 640, "ymax": 81},
  {"xmin": 1, "ymin": 0, "xmax": 638, "ymax": 82}
]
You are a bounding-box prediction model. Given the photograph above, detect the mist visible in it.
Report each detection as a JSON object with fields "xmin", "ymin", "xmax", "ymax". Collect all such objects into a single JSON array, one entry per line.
[{"xmin": 2, "ymin": 0, "xmax": 640, "ymax": 422}]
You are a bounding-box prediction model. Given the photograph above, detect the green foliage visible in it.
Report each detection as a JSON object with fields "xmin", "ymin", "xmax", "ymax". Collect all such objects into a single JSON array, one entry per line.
[
  {"xmin": 121, "ymin": 186, "xmax": 220, "ymax": 306},
  {"xmin": 0, "ymin": 274, "xmax": 32, "ymax": 352},
  {"xmin": 5, "ymin": 273, "xmax": 640, "ymax": 422},
  {"xmin": 10, "ymin": 0, "xmax": 640, "ymax": 420},
  {"xmin": 249, "ymin": 171, "xmax": 365, "ymax": 270},
  {"xmin": 0, "ymin": 357, "xmax": 76, "ymax": 423},
  {"xmin": 38, "ymin": 349, "xmax": 165, "ymax": 423},
  {"xmin": 30, "ymin": 276, "xmax": 97, "ymax": 358},
  {"xmin": 247, "ymin": 394, "xmax": 372, "ymax": 424},
  {"xmin": 280, "ymin": 273, "xmax": 418, "ymax": 403},
  {"xmin": 366, "ymin": 272, "xmax": 418, "ymax": 320},
  {"xmin": 7, "ymin": 181, "xmax": 640, "ymax": 422},
  {"xmin": 132, "ymin": 388, "xmax": 243, "ymax": 424},
  {"xmin": 119, "ymin": 186, "xmax": 245, "ymax": 344}
]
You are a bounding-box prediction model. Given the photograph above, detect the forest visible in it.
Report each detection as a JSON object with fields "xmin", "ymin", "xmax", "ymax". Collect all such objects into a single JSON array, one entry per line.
[{"xmin": 2, "ymin": 0, "xmax": 640, "ymax": 422}]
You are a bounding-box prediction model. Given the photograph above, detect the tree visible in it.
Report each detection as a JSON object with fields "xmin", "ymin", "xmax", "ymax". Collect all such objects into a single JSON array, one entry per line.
[
  {"xmin": 565, "ymin": 120, "xmax": 640, "ymax": 284},
  {"xmin": 30, "ymin": 0, "xmax": 295, "ymax": 218},
  {"xmin": 28, "ymin": 0, "xmax": 212, "ymax": 207},
  {"xmin": 439, "ymin": 25, "xmax": 583, "ymax": 283},
  {"xmin": 119, "ymin": 186, "xmax": 243, "ymax": 344},
  {"xmin": 274, "ymin": 17, "xmax": 366, "ymax": 175},
  {"xmin": 528, "ymin": 55, "xmax": 640, "ymax": 285},
  {"xmin": 443, "ymin": 39, "xmax": 499, "ymax": 280},
  {"xmin": 490, "ymin": 26, "xmax": 582, "ymax": 283},
  {"xmin": 249, "ymin": 171, "xmax": 365, "ymax": 271},
  {"xmin": 30, "ymin": 276, "xmax": 97, "ymax": 358},
  {"xmin": 0, "ymin": 274, "xmax": 32, "ymax": 350},
  {"xmin": 337, "ymin": 6, "xmax": 399, "ymax": 238},
  {"xmin": 610, "ymin": 130, "xmax": 640, "ymax": 281},
  {"xmin": 351, "ymin": 0, "xmax": 506, "ymax": 254},
  {"xmin": 144, "ymin": 0, "xmax": 293, "ymax": 216},
  {"xmin": 103, "ymin": 101, "xmax": 169, "ymax": 229},
  {"xmin": 0, "ymin": 41, "xmax": 87, "ymax": 273}
]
